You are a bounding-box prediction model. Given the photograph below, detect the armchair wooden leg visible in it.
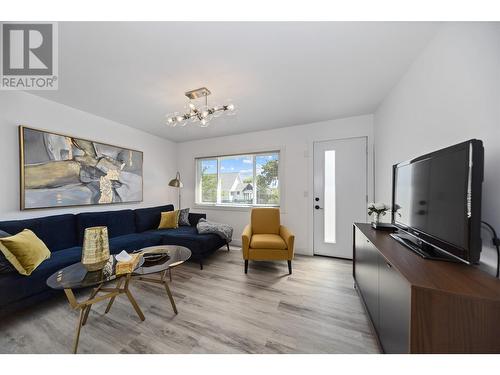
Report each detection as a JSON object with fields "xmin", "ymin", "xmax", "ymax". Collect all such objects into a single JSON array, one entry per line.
[
  {"xmin": 226, "ymin": 243, "xmax": 230, "ymax": 251},
  {"xmin": 287, "ymin": 260, "xmax": 292, "ymax": 275},
  {"xmin": 244, "ymin": 260, "xmax": 248, "ymax": 274},
  {"xmin": 199, "ymin": 260, "xmax": 203, "ymax": 270}
]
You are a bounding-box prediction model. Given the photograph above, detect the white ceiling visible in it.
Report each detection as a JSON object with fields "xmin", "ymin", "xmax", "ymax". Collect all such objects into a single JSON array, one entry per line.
[{"xmin": 34, "ymin": 22, "xmax": 441, "ymax": 142}]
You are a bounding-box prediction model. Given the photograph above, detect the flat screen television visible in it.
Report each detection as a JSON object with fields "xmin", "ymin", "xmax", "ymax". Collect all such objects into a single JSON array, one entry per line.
[{"xmin": 391, "ymin": 139, "xmax": 483, "ymax": 264}]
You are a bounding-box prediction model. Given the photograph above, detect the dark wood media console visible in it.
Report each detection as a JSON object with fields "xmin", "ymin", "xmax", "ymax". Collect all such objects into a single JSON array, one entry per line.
[{"xmin": 353, "ymin": 223, "xmax": 500, "ymax": 353}]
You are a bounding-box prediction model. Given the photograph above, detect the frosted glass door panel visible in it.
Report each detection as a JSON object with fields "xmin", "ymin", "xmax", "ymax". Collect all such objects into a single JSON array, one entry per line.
[{"xmin": 324, "ymin": 150, "xmax": 336, "ymax": 243}]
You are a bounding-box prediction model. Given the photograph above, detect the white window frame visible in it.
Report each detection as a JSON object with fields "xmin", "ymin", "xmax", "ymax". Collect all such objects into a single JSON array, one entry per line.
[{"xmin": 195, "ymin": 150, "xmax": 281, "ymax": 209}]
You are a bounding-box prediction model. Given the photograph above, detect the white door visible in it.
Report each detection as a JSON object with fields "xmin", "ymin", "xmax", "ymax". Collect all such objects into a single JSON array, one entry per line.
[{"xmin": 313, "ymin": 137, "xmax": 367, "ymax": 258}]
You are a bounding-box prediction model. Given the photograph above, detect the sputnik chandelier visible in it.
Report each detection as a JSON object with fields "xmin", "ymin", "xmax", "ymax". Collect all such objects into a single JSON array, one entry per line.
[{"xmin": 166, "ymin": 87, "xmax": 236, "ymax": 128}]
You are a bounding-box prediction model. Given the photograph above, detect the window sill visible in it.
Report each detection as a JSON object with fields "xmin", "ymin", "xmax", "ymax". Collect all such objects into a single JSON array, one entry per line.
[{"xmin": 193, "ymin": 203, "xmax": 280, "ymax": 212}]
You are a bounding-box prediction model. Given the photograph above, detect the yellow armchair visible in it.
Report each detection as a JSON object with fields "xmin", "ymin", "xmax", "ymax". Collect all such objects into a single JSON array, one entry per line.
[{"xmin": 242, "ymin": 208, "xmax": 295, "ymax": 274}]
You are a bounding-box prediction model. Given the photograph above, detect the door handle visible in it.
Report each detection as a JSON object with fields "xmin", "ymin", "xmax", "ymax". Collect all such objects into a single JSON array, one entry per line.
[
  {"xmin": 315, "ymin": 205, "xmax": 323, "ymax": 210},
  {"xmin": 386, "ymin": 262, "xmax": 392, "ymax": 269}
]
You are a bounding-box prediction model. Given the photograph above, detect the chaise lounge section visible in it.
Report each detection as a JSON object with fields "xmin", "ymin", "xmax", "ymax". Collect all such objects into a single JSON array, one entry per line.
[{"xmin": 0, "ymin": 204, "xmax": 228, "ymax": 316}]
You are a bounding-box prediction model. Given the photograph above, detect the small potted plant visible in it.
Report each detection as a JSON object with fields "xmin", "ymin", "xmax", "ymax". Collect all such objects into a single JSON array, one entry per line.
[{"xmin": 367, "ymin": 202, "xmax": 390, "ymax": 226}]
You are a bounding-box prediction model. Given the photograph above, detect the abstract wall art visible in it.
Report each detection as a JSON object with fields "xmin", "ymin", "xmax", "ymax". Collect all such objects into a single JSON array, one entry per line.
[{"xmin": 19, "ymin": 126, "xmax": 143, "ymax": 210}]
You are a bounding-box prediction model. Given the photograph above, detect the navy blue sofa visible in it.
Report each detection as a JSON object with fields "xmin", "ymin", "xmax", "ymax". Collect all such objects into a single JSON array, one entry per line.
[{"xmin": 0, "ymin": 204, "xmax": 228, "ymax": 315}]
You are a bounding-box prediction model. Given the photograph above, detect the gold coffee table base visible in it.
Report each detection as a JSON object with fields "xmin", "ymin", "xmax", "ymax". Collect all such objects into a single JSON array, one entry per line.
[
  {"xmin": 63, "ymin": 273, "xmax": 145, "ymax": 354},
  {"xmin": 133, "ymin": 269, "xmax": 178, "ymax": 314},
  {"xmin": 105, "ymin": 269, "xmax": 178, "ymax": 315}
]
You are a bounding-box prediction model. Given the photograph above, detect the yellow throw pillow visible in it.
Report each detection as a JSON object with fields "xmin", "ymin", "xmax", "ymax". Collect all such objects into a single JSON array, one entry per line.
[
  {"xmin": 158, "ymin": 210, "xmax": 180, "ymax": 229},
  {"xmin": 0, "ymin": 229, "xmax": 51, "ymax": 276}
]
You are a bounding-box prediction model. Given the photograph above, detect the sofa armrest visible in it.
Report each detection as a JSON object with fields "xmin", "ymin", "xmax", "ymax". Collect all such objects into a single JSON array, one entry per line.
[
  {"xmin": 189, "ymin": 213, "xmax": 206, "ymax": 227},
  {"xmin": 280, "ymin": 225, "xmax": 295, "ymax": 259},
  {"xmin": 242, "ymin": 224, "xmax": 252, "ymax": 259}
]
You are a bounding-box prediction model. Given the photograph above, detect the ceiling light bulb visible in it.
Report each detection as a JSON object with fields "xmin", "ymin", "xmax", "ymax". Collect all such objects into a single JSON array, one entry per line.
[
  {"xmin": 201, "ymin": 110, "xmax": 209, "ymax": 118},
  {"xmin": 227, "ymin": 104, "xmax": 235, "ymax": 111},
  {"xmin": 200, "ymin": 119, "xmax": 208, "ymax": 126},
  {"xmin": 188, "ymin": 102, "xmax": 196, "ymax": 110},
  {"xmin": 176, "ymin": 115, "xmax": 184, "ymax": 122},
  {"xmin": 166, "ymin": 117, "xmax": 174, "ymax": 124}
]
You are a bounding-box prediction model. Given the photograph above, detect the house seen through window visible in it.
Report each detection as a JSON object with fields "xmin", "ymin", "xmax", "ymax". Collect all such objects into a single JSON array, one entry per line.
[{"xmin": 196, "ymin": 152, "xmax": 280, "ymax": 206}]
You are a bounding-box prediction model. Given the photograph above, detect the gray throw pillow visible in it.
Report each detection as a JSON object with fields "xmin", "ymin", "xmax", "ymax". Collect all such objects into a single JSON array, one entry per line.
[
  {"xmin": 0, "ymin": 229, "xmax": 15, "ymax": 274},
  {"xmin": 178, "ymin": 208, "xmax": 190, "ymax": 226}
]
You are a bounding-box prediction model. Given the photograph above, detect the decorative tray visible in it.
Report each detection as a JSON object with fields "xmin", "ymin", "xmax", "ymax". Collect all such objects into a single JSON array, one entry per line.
[{"xmin": 142, "ymin": 253, "xmax": 170, "ymax": 263}]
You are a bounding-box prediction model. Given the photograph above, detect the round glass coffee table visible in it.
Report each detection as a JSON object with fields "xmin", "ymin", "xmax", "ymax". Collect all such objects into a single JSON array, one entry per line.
[
  {"xmin": 46, "ymin": 255, "xmax": 145, "ymax": 354},
  {"xmin": 129, "ymin": 245, "xmax": 191, "ymax": 315}
]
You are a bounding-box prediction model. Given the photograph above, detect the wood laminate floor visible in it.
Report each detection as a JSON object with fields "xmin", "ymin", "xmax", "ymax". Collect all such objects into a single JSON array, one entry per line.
[{"xmin": 0, "ymin": 248, "xmax": 380, "ymax": 354}]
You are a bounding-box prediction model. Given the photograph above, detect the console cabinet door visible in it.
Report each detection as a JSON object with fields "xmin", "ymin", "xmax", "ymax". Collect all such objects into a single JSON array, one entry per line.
[
  {"xmin": 354, "ymin": 227, "xmax": 380, "ymax": 331},
  {"xmin": 378, "ymin": 258, "xmax": 411, "ymax": 353}
]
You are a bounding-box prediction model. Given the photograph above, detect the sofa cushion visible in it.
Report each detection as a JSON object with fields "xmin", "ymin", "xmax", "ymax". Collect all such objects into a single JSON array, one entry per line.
[
  {"xmin": 0, "ymin": 230, "xmax": 14, "ymax": 274},
  {"xmin": 0, "ymin": 214, "xmax": 77, "ymax": 252},
  {"xmin": 251, "ymin": 208, "xmax": 281, "ymax": 234},
  {"xmin": 76, "ymin": 209, "xmax": 135, "ymax": 244},
  {"xmin": 135, "ymin": 205, "xmax": 174, "ymax": 232},
  {"xmin": 0, "ymin": 246, "xmax": 82, "ymax": 308},
  {"xmin": 149, "ymin": 226, "xmax": 226, "ymax": 257},
  {"xmin": 108, "ymin": 232, "xmax": 163, "ymax": 253},
  {"xmin": 158, "ymin": 210, "xmax": 179, "ymax": 229},
  {"xmin": 154, "ymin": 226, "xmax": 198, "ymax": 236},
  {"xmin": 250, "ymin": 234, "xmax": 287, "ymax": 249},
  {"xmin": 188, "ymin": 212, "xmax": 206, "ymax": 227},
  {"xmin": 0, "ymin": 229, "xmax": 51, "ymax": 276},
  {"xmin": 178, "ymin": 208, "xmax": 190, "ymax": 226}
]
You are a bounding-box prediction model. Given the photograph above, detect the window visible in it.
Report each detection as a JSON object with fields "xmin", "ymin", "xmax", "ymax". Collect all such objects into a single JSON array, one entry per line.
[
  {"xmin": 196, "ymin": 151, "xmax": 280, "ymax": 207},
  {"xmin": 198, "ymin": 159, "xmax": 217, "ymax": 203}
]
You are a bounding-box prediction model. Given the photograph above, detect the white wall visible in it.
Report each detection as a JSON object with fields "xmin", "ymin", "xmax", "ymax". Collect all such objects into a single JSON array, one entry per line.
[
  {"xmin": 0, "ymin": 91, "xmax": 178, "ymax": 220},
  {"xmin": 374, "ymin": 23, "xmax": 500, "ymax": 273},
  {"xmin": 177, "ymin": 115, "xmax": 374, "ymax": 255}
]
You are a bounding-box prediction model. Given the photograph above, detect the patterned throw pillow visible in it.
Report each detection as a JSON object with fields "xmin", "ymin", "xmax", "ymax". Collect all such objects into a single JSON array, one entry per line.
[
  {"xmin": 178, "ymin": 208, "xmax": 190, "ymax": 226},
  {"xmin": 0, "ymin": 230, "xmax": 15, "ymax": 274}
]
